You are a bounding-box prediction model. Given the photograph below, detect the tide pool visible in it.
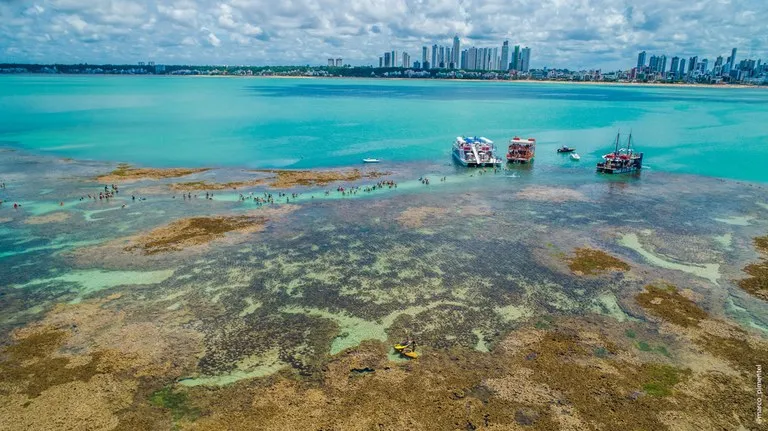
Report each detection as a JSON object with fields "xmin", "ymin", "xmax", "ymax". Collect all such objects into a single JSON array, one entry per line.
[{"xmin": 1, "ymin": 76, "xmax": 767, "ymax": 182}]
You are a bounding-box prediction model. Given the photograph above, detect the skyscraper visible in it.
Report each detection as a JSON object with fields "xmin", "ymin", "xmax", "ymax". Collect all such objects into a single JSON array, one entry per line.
[
  {"xmin": 670, "ymin": 56, "xmax": 680, "ymax": 76},
  {"xmin": 391, "ymin": 50, "xmax": 396, "ymax": 67},
  {"xmin": 438, "ymin": 46, "xmax": 445, "ymax": 67},
  {"xmin": 648, "ymin": 55, "xmax": 659, "ymax": 72},
  {"xmin": 452, "ymin": 35, "xmax": 460, "ymax": 68},
  {"xmin": 678, "ymin": 58, "xmax": 686, "ymax": 77},
  {"xmin": 500, "ymin": 41, "xmax": 509, "ymax": 71},
  {"xmin": 512, "ymin": 45, "xmax": 521, "ymax": 70},
  {"xmin": 422, "ymin": 46, "xmax": 428, "ymax": 65},
  {"xmin": 446, "ymin": 48, "xmax": 452, "ymax": 68},
  {"xmin": 431, "ymin": 44, "xmax": 437, "ymax": 69},
  {"xmin": 688, "ymin": 56, "xmax": 697, "ymax": 73},
  {"xmin": 402, "ymin": 52, "xmax": 410, "ymax": 69},
  {"xmin": 520, "ymin": 47, "xmax": 531, "ymax": 72},
  {"xmin": 379, "ymin": 57, "xmax": 383, "ymax": 68},
  {"xmin": 383, "ymin": 52, "xmax": 391, "ymax": 68},
  {"xmin": 730, "ymin": 48, "xmax": 737, "ymax": 68},
  {"xmin": 637, "ymin": 51, "xmax": 647, "ymax": 69},
  {"xmin": 659, "ymin": 55, "xmax": 667, "ymax": 74}
]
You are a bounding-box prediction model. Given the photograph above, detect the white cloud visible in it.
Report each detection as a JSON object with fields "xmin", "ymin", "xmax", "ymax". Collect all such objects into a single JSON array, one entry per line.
[{"xmin": 0, "ymin": 0, "xmax": 765, "ymax": 68}]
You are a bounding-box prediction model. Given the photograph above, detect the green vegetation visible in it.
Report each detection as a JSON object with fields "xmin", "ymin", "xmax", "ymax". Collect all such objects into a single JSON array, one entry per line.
[
  {"xmin": 568, "ymin": 247, "xmax": 631, "ymax": 275},
  {"xmin": 641, "ymin": 364, "xmax": 687, "ymax": 397},
  {"xmin": 149, "ymin": 387, "xmax": 199, "ymax": 422},
  {"xmin": 635, "ymin": 284, "xmax": 708, "ymax": 327}
]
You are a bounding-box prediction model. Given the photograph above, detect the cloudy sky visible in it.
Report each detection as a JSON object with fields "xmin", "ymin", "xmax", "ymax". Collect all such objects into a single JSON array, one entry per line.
[{"xmin": 0, "ymin": 0, "xmax": 765, "ymax": 69}]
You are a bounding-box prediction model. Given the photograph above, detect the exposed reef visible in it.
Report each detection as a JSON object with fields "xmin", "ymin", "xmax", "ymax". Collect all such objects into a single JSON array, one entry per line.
[
  {"xmin": 568, "ymin": 247, "xmax": 630, "ymax": 275},
  {"xmin": 96, "ymin": 163, "xmax": 209, "ymax": 183},
  {"xmin": 738, "ymin": 235, "xmax": 768, "ymax": 301},
  {"xmin": 125, "ymin": 215, "xmax": 268, "ymax": 254},
  {"xmin": 255, "ymin": 168, "xmax": 388, "ymax": 188},
  {"xmin": 170, "ymin": 179, "xmax": 266, "ymax": 191}
]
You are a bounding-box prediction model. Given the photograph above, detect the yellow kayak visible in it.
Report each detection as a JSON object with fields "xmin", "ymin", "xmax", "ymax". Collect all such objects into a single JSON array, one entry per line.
[
  {"xmin": 393, "ymin": 344, "xmax": 408, "ymax": 352},
  {"xmin": 401, "ymin": 351, "xmax": 419, "ymax": 359}
]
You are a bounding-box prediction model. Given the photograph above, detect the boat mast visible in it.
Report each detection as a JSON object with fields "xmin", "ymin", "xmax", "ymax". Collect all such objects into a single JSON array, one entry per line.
[
  {"xmin": 614, "ymin": 131, "xmax": 620, "ymax": 154},
  {"xmin": 627, "ymin": 130, "xmax": 633, "ymax": 155}
]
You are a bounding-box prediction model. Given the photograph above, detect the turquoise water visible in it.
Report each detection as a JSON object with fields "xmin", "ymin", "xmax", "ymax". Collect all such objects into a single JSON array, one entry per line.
[{"xmin": 1, "ymin": 75, "xmax": 768, "ymax": 181}]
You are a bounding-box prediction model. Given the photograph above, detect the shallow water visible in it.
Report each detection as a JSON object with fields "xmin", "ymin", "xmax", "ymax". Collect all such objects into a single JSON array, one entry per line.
[{"xmin": 2, "ymin": 76, "xmax": 768, "ymax": 182}]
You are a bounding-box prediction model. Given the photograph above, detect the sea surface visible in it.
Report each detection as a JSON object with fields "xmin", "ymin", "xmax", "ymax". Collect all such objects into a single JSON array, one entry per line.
[{"xmin": 1, "ymin": 75, "xmax": 768, "ymax": 182}]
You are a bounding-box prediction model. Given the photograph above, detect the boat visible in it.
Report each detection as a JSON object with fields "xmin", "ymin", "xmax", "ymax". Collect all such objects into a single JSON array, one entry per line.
[
  {"xmin": 557, "ymin": 146, "xmax": 575, "ymax": 153},
  {"xmin": 452, "ymin": 136, "xmax": 503, "ymax": 167},
  {"xmin": 570, "ymin": 153, "xmax": 581, "ymax": 161},
  {"xmin": 506, "ymin": 136, "xmax": 536, "ymax": 163},
  {"xmin": 596, "ymin": 132, "xmax": 643, "ymax": 174},
  {"xmin": 362, "ymin": 158, "xmax": 380, "ymax": 163}
]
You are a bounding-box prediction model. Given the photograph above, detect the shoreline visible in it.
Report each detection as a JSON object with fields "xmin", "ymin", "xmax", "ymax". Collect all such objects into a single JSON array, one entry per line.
[{"xmin": 3, "ymin": 72, "xmax": 764, "ymax": 89}]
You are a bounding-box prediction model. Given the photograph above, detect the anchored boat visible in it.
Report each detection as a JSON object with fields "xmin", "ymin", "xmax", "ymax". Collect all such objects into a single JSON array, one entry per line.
[
  {"xmin": 596, "ymin": 132, "xmax": 643, "ymax": 174},
  {"xmin": 452, "ymin": 136, "xmax": 502, "ymax": 167},
  {"xmin": 506, "ymin": 137, "xmax": 536, "ymax": 163}
]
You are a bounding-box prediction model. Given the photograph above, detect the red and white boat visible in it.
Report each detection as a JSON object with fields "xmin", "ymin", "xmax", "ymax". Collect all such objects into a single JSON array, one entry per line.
[{"xmin": 506, "ymin": 137, "xmax": 536, "ymax": 163}]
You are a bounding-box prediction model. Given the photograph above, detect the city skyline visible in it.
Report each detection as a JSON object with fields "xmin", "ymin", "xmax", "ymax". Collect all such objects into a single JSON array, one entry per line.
[{"xmin": 1, "ymin": 1, "xmax": 767, "ymax": 69}]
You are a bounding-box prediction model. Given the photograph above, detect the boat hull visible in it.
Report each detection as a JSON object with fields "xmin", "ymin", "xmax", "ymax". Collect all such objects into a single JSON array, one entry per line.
[
  {"xmin": 453, "ymin": 148, "xmax": 500, "ymax": 167},
  {"xmin": 507, "ymin": 156, "xmax": 534, "ymax": 164}
]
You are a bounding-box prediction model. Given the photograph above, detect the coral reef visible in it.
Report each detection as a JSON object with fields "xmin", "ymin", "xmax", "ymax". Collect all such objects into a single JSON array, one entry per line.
[
  {"xmin": 514, "ymin": 186, "xmax": 589, "ymax": 202},
  {"xmin": 23, "ymin": 212, "xmax": 70, "ymax": 225},
  {"xmin": 737, "ymin": 235, "xmax": 768, "ymax": 300},
  {"xmin": 96, "ymin": 163, "xmax": 209, "ymax": 183},
  {"xmin": 125, "ymin": 215, "xmax": 269, "ymax": 254},
  {"xmin": 255, "ymin": 168, "xmax": 387, "ymax": 188},
  {"xmin": 170, "ymin": 179, "xmax": 266, "ymax": 191},
  {"xmin": 567, "ymin": 247, "xmax": 630, "ymax": 275},
  {"xmin": 635, "ymin": 285, "xmax": 708, "ymax": 328}
]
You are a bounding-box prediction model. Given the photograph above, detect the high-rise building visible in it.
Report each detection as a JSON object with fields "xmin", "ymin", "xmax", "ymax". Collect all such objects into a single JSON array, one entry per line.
[
  {"xmin": 678, "ymin": 58, "xmax": 686, "ymax": 76},
  {"xmin": 335, "ymin": 58, "xmax": 342, "ymax": 67},
  {"xmin": 670, "ymin": 56, "xmax": 680, "ymax": 76},
  {"xmin": 391, "ymin": 50, "xmax": 396, "ymax": 67},
  {"xmin": 328, "ymin": 58, "xmax": 335, "ymax": 67},
  {"xmin": 648, "ymin": 55, "xmax": 659, "ymax": 72},
  {"xmin": 500, "ymin": 41, "xmax": 509, "ymax": 71},
  {"xmin": 431, "ymin": 44, "xmax": 437, "ymax": 70},
  {"xmin": 446, "ymin": 48, "xmax": 452, "ymax": 68},
  {"xmin": 637, "ymin": 51, "xmax": 647, "ymax": 69},
  {"xmin": 659, "ymin": 55, "xmax": 667, "ymax": 74},
  {"xmin": 520, "ymin": 47, "xmax": 531, "ymax": 72},
  {"xmin": 452, "ymin": 35, "xmax": 460, "ymax": 68},
  {"xmin": 512, "ymin": 45, "xmax": 521, "ymax": 70},
  {"xmin": 379, "ymin": 57, "xmax": 383, "ymax": 68},
  {"xmin": 492, "ymin": 47, "xmax": 498, "ymax": 70},
  {"xmin": 700, "ymin": 58, "xmax": 708, "ymax": 72},
  {"xmin": 422, "ymin": 46, "xmax": 428, "ymax": 65},
  {"xmin": 402, "ymin": 52, "xmax": 410, "ymax": 69},
  {"xmin": 688, "ymin": 56, "xmax": 697, "ymax": 73},
  {"xmin": 439, "ymin": 46, "xmax": 445, "ymax": 67},
  {"xmin": 730, "ymin": 48, "xmax": 737, "ymax": 68},
  {"xmin": 383, "ymin": 52, "xmax": 391, "ymax": 68}
]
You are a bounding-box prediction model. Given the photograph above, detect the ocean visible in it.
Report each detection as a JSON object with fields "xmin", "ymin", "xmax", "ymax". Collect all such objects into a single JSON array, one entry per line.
[{"xmin": 1, "ymin": 75, "xmax": 767, "ymax": 182}]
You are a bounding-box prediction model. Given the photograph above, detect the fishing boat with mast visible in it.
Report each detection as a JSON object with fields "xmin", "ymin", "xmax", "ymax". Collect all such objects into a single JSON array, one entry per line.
[
  {"xmin": 596, "ymin": 131, "xmax": 643, "ymax": 174},
  {"xmin": 506, "ymin": 136, "xmax": 536, "ymax": 163},
  {"xmin": 452, "ymin": 136, "xmax": 503, "ymax": 167}
]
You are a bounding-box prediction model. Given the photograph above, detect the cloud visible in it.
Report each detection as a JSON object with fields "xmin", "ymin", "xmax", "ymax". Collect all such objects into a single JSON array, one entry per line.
[{"xmin": 0, "ymin": 0, "xmax": 765, "ymax": 69}]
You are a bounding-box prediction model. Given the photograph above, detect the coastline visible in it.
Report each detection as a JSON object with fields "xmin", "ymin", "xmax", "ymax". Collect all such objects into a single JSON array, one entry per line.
[{"xmin": 4, "ymin": 72, "xmax": 764, "ymax": 89}]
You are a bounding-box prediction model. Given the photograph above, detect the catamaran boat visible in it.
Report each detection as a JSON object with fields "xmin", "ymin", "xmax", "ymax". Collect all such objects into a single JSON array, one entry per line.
[
  {"xmin": 596, "ymin": 132, "xmax": 643, "ymax": 174},
  {"xmin": 452, "ymin": 136, "xmax": 502, "ymax": 167},
  {"xmin": 506, "ymin": 137, "xmax": 536, "ymax": 163}
]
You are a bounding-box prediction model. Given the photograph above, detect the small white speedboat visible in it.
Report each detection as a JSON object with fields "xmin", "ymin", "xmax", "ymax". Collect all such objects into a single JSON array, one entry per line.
[
  {"xmin": 362, "ymin": 158, "xmax": 381, "ymax": 163},
  {"xmin": 570, "ymin": 153, "xmax": 581, "ymax": 161}
]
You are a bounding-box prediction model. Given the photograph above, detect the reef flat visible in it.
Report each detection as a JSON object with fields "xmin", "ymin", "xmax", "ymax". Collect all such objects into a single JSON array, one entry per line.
[
  {"xmin": 1, "ymin": 151, "xmax": 767, "ymax": 430},
  {"xmin": 96, "ymin": 163, "xmax": 210, "ymax": 183}
]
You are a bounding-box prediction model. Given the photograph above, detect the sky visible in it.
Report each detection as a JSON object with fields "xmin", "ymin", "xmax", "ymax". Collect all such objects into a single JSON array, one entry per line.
[{"xmin": 0, "ymin": 0, "xmax": 766, "ymax": 69}]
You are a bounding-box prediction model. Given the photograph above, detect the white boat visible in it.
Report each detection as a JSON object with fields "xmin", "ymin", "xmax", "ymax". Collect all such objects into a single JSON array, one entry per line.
[
  {"xmin": 362, "ymin": 158, "xmax": 381, "ymax": 163},
  {"xmin": 452, "ymin": 136, "xmax": 502, "ymax": 167},
  {"xmin": 570, "ymin": 153, "xmax": 581, "ymax": 161}
]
